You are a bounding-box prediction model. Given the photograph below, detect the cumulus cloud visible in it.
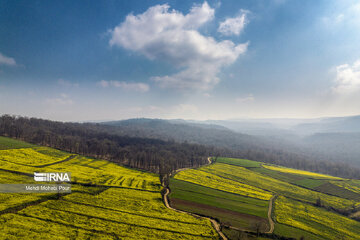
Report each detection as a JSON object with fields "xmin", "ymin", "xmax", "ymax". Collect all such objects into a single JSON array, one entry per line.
[
  {"xmin": 109, "ymin": 2, "xmax": 248, "ymax": 90},
  {"xmin": 0, "ymin": 52, "xmax": 16, "ymax": 66},
  {"xmin": 218, "ymin": 10, "xmax": 248, "ymax": 36},
  {"xmin": 236, "ymin": 94, "xmax": 254, "ymax": 103},
  {"xmin": 98, "ymin": 80, "xmax": 149, "ymax": 92},
  {"xmin": 45, "ymin": 93, "xmax": 73, "ymax": 105},
  {"xmin": 333, "ymin": 59, "xmax": 360, "ymax": 94}
]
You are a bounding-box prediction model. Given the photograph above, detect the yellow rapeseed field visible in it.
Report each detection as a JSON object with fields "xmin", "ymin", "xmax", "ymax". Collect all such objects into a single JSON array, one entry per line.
[
  {"xmin": 0, "ymin": 143, "xmax": 219, "ymax": 240},
  {"xmin": 175, "ymin": 168, "xmax": 272, "ymax": 200},
  {"xmin": 275, "ymin": 196, "xmax": 360, "ymax": 240},
  {"xmin": 200, "ymin": 163, "xmax": 356, "ymax": 209},
  {"xmin": 263, "ymin": 164, "xmax": 342, "ymax": 180},
  {"xmin": 0, "ymin": 147, "xmax": 72, "ymax": 166}
]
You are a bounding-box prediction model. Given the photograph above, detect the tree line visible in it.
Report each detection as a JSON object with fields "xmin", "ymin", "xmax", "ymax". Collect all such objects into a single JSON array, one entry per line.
[
  {"xmin": 0, "ymin": 115, "xmax": 218, "ymax": 181},
  {"xmin": 1, "ymin": 115, "xmax": 360, "ymax": 179}
]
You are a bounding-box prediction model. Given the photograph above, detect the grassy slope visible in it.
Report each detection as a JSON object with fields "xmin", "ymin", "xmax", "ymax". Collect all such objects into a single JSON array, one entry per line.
[
  {"xmin": 170, "ymin": 178, "xmax": 268, "ymax": 218},
  {"xmin": 0, "ymin": 136, "xmax": 218, "ymax": 240},
  {"xmin": 216, "ymin": 157, "xmax": 261, "ymax": 168},
  {"xmin": 0, "ymin": 136, "xmax": 35, "ymax": 150}
]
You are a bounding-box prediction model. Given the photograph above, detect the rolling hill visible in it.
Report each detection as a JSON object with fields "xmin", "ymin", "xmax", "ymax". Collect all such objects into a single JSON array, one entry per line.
[
  {"xmin": 0, "ymin": 136, "xmax": 218, "ymax": 239},
  {"xmin": 169, "ymin": 157, "xmax": 360, "ymax": 240}
]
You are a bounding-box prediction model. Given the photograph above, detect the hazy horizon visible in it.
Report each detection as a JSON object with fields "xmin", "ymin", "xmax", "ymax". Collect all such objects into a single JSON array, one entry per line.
[{"xmin": 1, "ymin": 0, "xmax": 360, "ymax": 121}]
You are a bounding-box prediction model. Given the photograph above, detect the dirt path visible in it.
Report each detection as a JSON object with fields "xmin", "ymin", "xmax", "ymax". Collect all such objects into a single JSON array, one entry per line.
[
  {"xmin": 163, "ymin": 157, "xmax": 227, "ymax": 240},
  {"xmin": 35, "ymin": 155, "xmax": 76, "ymax": 168},
  {"xmin": 163, "ymin": 188, "xmax": 227, "ymax": 240},
  {"xmin": 265, "ymin": 195, "xmax": 276, "ymax": 234},
  {"xmin": 166, "ymin": 157, "xmax": 277, "ymax": 237}
]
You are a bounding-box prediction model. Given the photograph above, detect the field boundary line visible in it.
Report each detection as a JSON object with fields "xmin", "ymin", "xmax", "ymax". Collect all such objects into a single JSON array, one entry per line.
[
  {"xmin": 172, "ymin": 186, "xmax": 268, "ymax": 207},
  {"xmin": 71, "ymin": 182, "xmax": 160, "ymax": 193},
  {"xmin": 164, "ymin": 157, "xmax": 228, "ymax": 240},
  {"xmin": 0, "ymin": 167, "xmax": 160, "ymax": 193},
  {"xmin": 63, "ymin": 199, "xmax": 209, "ymax": 225},
  {"xmin": 0, "ymin": 193, "xmax": 70, "ymax": 216},
  {"xmin": 172, "ymin": 177, "xmax": 270, "ymax": 201},
  {"xmin": 0, "ymin": 154, "xmax": 76, "ymax": 168},
  {"xmin": 164, "ymin": 188, "xmax": 227, "ymax": 240},
  {"xmin": 196, "ymin": 168, "xmax": 273, "ymax": 196},
  {"xmin": 18, "ymin": 213, "xmax": 118, "ymax": 238},
  {"xmin": 34, "ymin": 154, "xmax": 77, "ymax": 167},
  {"xmin": 0, "ymin": 167, "xmax": 33, "ymax": 177},
  {"xmin": 20, "ymin": 209, "xmax": 214, "ymax": 238}
]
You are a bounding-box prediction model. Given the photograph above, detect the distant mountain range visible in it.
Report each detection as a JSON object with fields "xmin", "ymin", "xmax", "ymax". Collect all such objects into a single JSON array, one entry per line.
[
  {"xmin": 101, "ymin": 115, "xmax": 360, "ymax": 167},
  {"xmin": 292, "ymin": 115, "xmax": 360, "ymax": 135}
]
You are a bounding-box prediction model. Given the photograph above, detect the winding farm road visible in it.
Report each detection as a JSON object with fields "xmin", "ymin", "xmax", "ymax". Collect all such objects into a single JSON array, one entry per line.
[
  {"xmin": 265, "ymin": 195, "xmax": 276, "ymax": 234},
  {"xmin": 163, "ymin": 157, "xmax": 228, "ymax": 240},
  {"xmin": 163, "ymin": 188, "xmax": 227, "ymax": 240},
  {"xmin": 164, "ymin": 157, "xmax": 276, "ymax": 238}
]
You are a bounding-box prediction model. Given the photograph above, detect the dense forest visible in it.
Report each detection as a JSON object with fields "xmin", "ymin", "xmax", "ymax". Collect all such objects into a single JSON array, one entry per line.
[
  {"xmin": 1, "ymin": 115, "xmax": 360, "ymax": 179},
  {"xmin": 0, "ymin": 115, "xmax": 215, "ymax": 181}
]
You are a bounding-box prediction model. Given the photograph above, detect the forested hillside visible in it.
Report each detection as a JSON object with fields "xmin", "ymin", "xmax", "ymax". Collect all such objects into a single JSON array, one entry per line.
[
  {"xmin": 0, "ymin": 115, "xmax": 214, "ymax": 180},
  {"xmin": 1, "ymin": 115, "xmax": 360, "ymax": 179}
]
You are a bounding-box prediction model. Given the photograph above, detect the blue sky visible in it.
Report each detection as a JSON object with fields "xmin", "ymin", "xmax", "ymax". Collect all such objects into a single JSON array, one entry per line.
[{"xmin": 1, "ymin": 0, "xmax": 360, "ymax": 121}]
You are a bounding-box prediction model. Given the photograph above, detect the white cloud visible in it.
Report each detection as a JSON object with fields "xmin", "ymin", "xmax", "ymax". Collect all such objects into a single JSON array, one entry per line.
[
  {"xmin": 58, "ymin": 79, "xmax": 79, "ymax": 87},
  {"xmin": 98, "ymin": 80, "xmax": 149, "ymax": 92},
  {"xmin": 98, "ymin": 80, "xmax": 109, "ymax": 88},
  {"xmin": 218, "ymin": 10, "xmax": 248, "ymax": 36},
  {"xmin": 45, "ymin": 93, "xmax": 73, "ymax": 106},
  {"xmin": 333, "ymin": 59, "xmax": 360, "ymax": 94},
  {"xmin": 0, "ymin": 52, "xmax": 16, "ymax": 66},
  {"xmin": 109, "ymin": 2, "xmax": 248, "ymax": 90},
  {"xmin": 236, "ymin": 94, "xmax": 254, "ymax": 103},
  {"xmin": 322, "ymin": 2, "xmax": 360, "ymax": 28}
]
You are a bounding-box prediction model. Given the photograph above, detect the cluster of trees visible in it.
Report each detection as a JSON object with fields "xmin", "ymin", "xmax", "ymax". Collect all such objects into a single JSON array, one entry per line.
[
  {"xmin": 1, "ymin": 115, "xmax": 360, "ymax": 179},
  {"xmin": 0, "ymin": 115, "xmax": 215, "ymax": 180}
]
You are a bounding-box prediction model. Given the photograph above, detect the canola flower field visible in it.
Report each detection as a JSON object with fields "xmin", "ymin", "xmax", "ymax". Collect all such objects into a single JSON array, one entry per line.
[
  {"xmin": 200, "ymin": 163, "xmax": 356, "ymax": 209},
  {"xmin": 175, "ymin": 169, "xmax": 272, "ymax": 200},
  {"xmin": 275, "ymin": 196, "xmax": 360, "ymax": 239},
  {"xmin": 0, "ymin": 147, "xmax": 73, "ymax": 166},
  {"xmin": 2, "ymin": 136, "xmax": 360, "ymax": 240},
  {"xmin": 0, "ymin": 137, "xmax": 218, "ymax": 239},
  {"xmin": 262, "ymin": 164, "xmax": 342, "ymax": 180},
  {"xmin": 171, "ymin": 157, "xmax": 360, "ymax": 240}
]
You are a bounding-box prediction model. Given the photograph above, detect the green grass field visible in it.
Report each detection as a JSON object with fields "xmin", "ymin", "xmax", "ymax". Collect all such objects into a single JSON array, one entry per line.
[
  {"xmin": 169, "ymin": 178, "xmax": 269, "ymax": 230},
  {"xmin": 215, "ymin": 157, "xmax": 262, "ymax": 168},
  {"xmin": 0, "ymin": 136, "xmax": 35, "ymax": 150},
  {"xmin": 169, "ymin": 157, "xmax": 360, "ymax": 240},
  {"xmin": 0, "ymin": 137, "xmax": 219, "ymax": 239},
  {"xmin": 170, "ymin": 178, "xmax": 269, "ymax": 218}
]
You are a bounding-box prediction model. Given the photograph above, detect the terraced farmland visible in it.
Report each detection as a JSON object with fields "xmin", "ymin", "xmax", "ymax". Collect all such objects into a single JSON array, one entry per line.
[
  {"xmin": 169, "ymin": 157, "xmax": 360, "ymax": 240},
  {"xmin": 2, "ymin": 135, "xmax": 360, "ymax": 240},
  {"xmin": 0, "ymin": 137, "xmax": 219, "ymax": 239}
]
